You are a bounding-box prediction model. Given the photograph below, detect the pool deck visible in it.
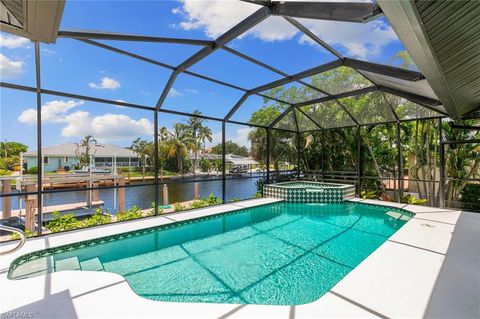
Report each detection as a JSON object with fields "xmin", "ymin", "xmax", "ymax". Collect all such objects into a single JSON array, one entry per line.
[{"xmin": 1, "ymin": 198, "xmax": 479, "ymax": 318}]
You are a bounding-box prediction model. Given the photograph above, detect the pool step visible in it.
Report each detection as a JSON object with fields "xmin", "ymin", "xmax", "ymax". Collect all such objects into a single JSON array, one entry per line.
[
  {"xmin": 80, "ymin": 257, "xmax": 105, "ymax": 271},
  {"xmin": 55, "ymin": 257, "xmax": 81, "ymax": 271},
  {"xmin": 386, "ymin": 211, "xmax": 410, "ymax": 221}
]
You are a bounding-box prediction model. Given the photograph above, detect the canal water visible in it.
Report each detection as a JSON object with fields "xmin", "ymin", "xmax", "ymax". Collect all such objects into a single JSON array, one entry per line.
[{"xmin": 1, "ymin": 176, "xmax": 262, "ymax": 215}]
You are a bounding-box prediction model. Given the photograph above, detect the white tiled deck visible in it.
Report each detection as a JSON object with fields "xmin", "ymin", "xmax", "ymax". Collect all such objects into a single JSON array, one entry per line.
[{"xmin": 0, "ymin": 198, "xmax": 479, "ymax": 318}]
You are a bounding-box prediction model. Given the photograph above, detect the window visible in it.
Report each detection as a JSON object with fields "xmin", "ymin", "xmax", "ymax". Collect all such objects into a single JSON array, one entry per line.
[
  {"xmin": 64, "ymin": 156, "xmax": 69, "ymax": 162},
  {"xmin": 44, "ymin": 157, "xmax": 49, "ymax": 164}
]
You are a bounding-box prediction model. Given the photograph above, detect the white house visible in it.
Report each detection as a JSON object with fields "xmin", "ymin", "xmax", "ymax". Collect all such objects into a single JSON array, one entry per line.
[{"xmin": 23, "ymin": 143, "xmax": 140, "ymax": 172}]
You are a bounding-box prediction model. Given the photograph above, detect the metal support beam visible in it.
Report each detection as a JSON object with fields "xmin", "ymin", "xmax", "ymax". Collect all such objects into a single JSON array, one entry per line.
[
  {"xmin": 177, "ymin": 7, "xmax": 271, "ymax": 72},
  {"xmin": 296, "ymin": 131, "xmax": 301, "ymax": 180},
  {"xmin": 155, "ymin": 71, "xmax": 178, "ymax": 110},
  {"xmin": 222, "ymin": 121, "xmax": 226, "ymax": 202},
  {"xmin": 438, "ymin": 118, "xmax": 445, "ymax": 208},
  {"xmin": 396, "ymin": 121, "xmax": 403, "ymax": 202},
  {"xmin": 382, "ymin": 92, "xmax": 400, "ymax": 121},
  {"xmin": 224, "ymin": 92, "xmax": 251, "ymax": 121},
  {"xmin": 1, "ymin": 81, "xmax": 277, "ymax": 129},
  {"xmin": 58, "ymin": 30, "xmax": 214, "ymax": 46},
  {"xmin": 268, "ymin": 1, "xmax": 383, "ymax": 23},
  {"xmin": 80, "ymin": 39, "xmax": 249, "ymax": 93},
  {"xmin": 292, "ymin": 110, "xmax": 301, "ymax": 179},
  {"xmin": 34, "ymin": 42, "xmax": 43, "ymax": 236},
  {"xmin": 266, "ymin": 128, "xmax": 270, "ymax": 184},
  {"xmin": 251, "ymin": 59, "xmax": 342, "ymax": 94},
  {"xmin": 321, "ymin": 130, "xmax": 326, "ymax": 181},
  {"xmin": 296, "ymin": 107, "xmax": 323, "ymax": 130},
  {"xmin": 78, "ymin": 39, "xmax": 175, "ymax": 70},
  {"xmin": 357, "ymin": 126, "xmax": 362, "ymax": 196},
  {"xmin": 284, "ymin": 17, "xmax": 342, "ymax": 58},
  {"xmin": 154, "ymin": 110, "xmax": 159, "ymax": 215},
  {"xmin": 154, "ymin": 6, "xmax": 270, "ymax": 110},
  {"xmin": 269, "ymin": 106, "xmax": 294, "ymax": 129},
  {"xmin": 223, "ymin": 46, "xmax": 290, "ymax": 77},
  {"xmin": 343, "ymin": 58, "xmax": 424, "ymax": 81},
  {"xmin": 294, "ymin": 86, "xmax": 377, "ymax": 108},
  {"xmin": 378, "ymin": 85, "xmax": 446, "ymax": 114}
]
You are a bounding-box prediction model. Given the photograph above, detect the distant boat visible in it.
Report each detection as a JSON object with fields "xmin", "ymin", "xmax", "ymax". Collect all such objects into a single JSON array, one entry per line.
[{"xmin": 73, "ymin": 166, "xmax": 111, "ymax": 174}]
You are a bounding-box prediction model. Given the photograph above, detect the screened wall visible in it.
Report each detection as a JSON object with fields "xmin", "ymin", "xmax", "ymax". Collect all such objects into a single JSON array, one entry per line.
[{"xmin": 1, "ymin": 0, "xmax": 479, "ymax": 241}]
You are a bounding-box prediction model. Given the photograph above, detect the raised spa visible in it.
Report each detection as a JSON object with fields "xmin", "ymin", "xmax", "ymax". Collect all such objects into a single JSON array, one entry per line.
[
  {"xmin": 263, "ymin": 181, "xmax": 356, "ymax": 203},
  {"xmin": 9, "ymin": 202, "xmax": 412, "ymax": 305}
]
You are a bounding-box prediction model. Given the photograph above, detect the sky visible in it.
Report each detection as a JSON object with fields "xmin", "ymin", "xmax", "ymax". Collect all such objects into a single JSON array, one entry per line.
[{"xmin": 0, "ymin": 0, "xmax": 412, "ymax": 151}]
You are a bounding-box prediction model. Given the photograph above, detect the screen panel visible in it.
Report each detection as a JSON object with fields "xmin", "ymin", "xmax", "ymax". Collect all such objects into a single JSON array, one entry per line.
[
  {"xmin": 339, "ymin": 91, "xmax": 396, "ymax": 125},
  {"xmin": 301, "ymin": 101, "xmax": 356, "ymax": 129},
  {"xmin": 304, "ymin": 66, "xmax": 373, "ymax": 95}
]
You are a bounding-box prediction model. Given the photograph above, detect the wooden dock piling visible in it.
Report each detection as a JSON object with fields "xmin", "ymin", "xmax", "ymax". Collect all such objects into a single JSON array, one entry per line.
[{"xmin": 1, "ymin": 180, "xmax": 12, "ymax": 218}]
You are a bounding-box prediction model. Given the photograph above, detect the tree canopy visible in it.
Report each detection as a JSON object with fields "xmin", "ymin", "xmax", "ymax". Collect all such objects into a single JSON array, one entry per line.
[{"xmin": 211, "ymin": 141, "xmax": 249, "ymax": 157}]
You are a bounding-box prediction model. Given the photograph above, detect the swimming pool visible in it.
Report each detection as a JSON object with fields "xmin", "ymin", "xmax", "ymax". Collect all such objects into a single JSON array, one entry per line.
[{"xmin": 9, "ymin": 202, "xmax": 412, "ymax": 305}]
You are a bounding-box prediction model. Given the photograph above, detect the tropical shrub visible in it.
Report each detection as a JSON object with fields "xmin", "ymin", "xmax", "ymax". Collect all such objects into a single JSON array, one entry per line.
[
  {"xmin": 361, "ymin": 190, "xmax": 378, "ymax": 199},
  {"xmin": 199, "ymin": 158, "xmax": 211, "ymax": 172},
  {"xmin": 255, "ymin": 179, "xmax": 264, "ymax": 194},
  {"xmin": 206, "ymin": 193, "xmax": 222, "ymax": 205},
  {"xmin": 149, "ymin": 202, "xmax": 164, "ymax": 215},
  {"xmin": 402, "ymin": 194, "xmax": 428, "ymax": 205},
  {"xmin": 46, "ymin": 211, "xmax": 79, "ymax": 233},
  {"xmin": 26, "ymin": 166, "xmax": 38, "ymax": 174},
  {"xmin": 173, "ymin": 202, "xmax": 187, "ymax": 212},
  {"xmin": 460, "ymin": 183, "xmax": 480, "ymax": 210},
  {"xmin": 116, "ymin": 206, "xmax": 143, "ymax": 221},
  {"xmin": 11, "ymin": 229, "xmax": 37, "ymax": 240},
  {"xmin": 191, "ymin": 199, "xmax": 209, "ymax": 209},
  {"xmin": 0, "ymin": 169, "xmax": 12, "ymax": 176},
  {"xmin": 0, "ymin": 156, "xmax": 20, "ymax": 171},
  {"xmin": 229, "ymin": 197, "xmax": 240, "ymax": 202},
  {"xmin": 78, "ymin": 210, "xmax": 112, "ymax": 227}
]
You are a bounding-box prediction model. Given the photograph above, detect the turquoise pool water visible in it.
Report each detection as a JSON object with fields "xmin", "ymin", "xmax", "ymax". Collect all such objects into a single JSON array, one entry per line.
[{"xmin": 9, "ymin": 202, "xmax": 411, "ymax": 305}]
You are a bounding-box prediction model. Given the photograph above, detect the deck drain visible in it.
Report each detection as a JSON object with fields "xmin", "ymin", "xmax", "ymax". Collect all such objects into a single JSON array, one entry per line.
[{"xmin": 421, "ymin": 223, "xmax": 435, "ymax": 228}]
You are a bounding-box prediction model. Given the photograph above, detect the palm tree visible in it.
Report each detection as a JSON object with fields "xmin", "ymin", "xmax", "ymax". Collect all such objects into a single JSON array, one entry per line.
[
  {"xmin": 187, "ymin": 110, "xmax": 209, "ymax": 176},
  {"xmin": 167, "ymin": 123, "xmax": 193, "ymax": 175},
  {"xmin": 199, "ymin": 126, "xmax": 212, "ymax": 152},
  {"xmin": 75, "ymin": 135, "xmax": 98, "ymax": 169},
  {"xmin": 158, "ymin": 126, "xmax": 170, "ymax": 142},
  {"xmin": 156, "ymin": 126, "xmax": 171, "ymax": 181},
  {"xmin": 130, "ymin": 138, "xmax": 152, "ymax": 181}
]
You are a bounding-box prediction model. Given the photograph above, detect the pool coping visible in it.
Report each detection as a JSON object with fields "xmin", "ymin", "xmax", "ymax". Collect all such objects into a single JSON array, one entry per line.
[
  {"xmin": 1, "ymin": 197, "xmax": 478, "ymax": 318},
  {"xmin": 267, "ymin": 181, "xmax": 355, "ymax": 189}
]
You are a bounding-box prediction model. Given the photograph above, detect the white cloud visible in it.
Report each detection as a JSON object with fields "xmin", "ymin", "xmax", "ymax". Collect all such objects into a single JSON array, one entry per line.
[
  {"xmin": 89, "ymin": 76, "xmax": 121, "ymax": 90},
  {"xmin": 0, "ymin": 53, "xmax": 24, "ymax": 78},
  {"xmin": 61, "ymin": 112, "xmax": 153, "ymax": 141},
  {"xmin": 230, "ymin": 127, "xmax": 251, "ymax": 148},
  {"xmin": 18, "ymin": 99, "xmax": 152, "ymax": 142},
  {"xmin": 299, "ymin": 19, "xmax": 398, "ymax": 59},
  {"xmin": 168, "ymin": 87, "xmax": 183, "ymax": 97},
  {"xmin": 173, "ymin": 1, "xmax": 399, "ymax": 58},
  {"xmin": 41, "ymin": 48, "xmax": 55, "ymax": 55},
  {"xmin": 172, "ymin": 0, "xmax": 260, "ymax": 38},
  {"xmin": 185, "ymin": 88, "xmax": 199, "ymax": 94},
  {"xmin": 18, "ymin": 100, "xmax": 84, "ymax": 124},
  {"xmin": 249, "ymin": 16, "xmax": 298, "ymax": 42},
  {"xmin": 208, "ymin": 131, "xmax": 222, "ymax": 147},
  {"xmin": 0, "ymin": 34, "xmax": 29, "ymax": 49}
]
